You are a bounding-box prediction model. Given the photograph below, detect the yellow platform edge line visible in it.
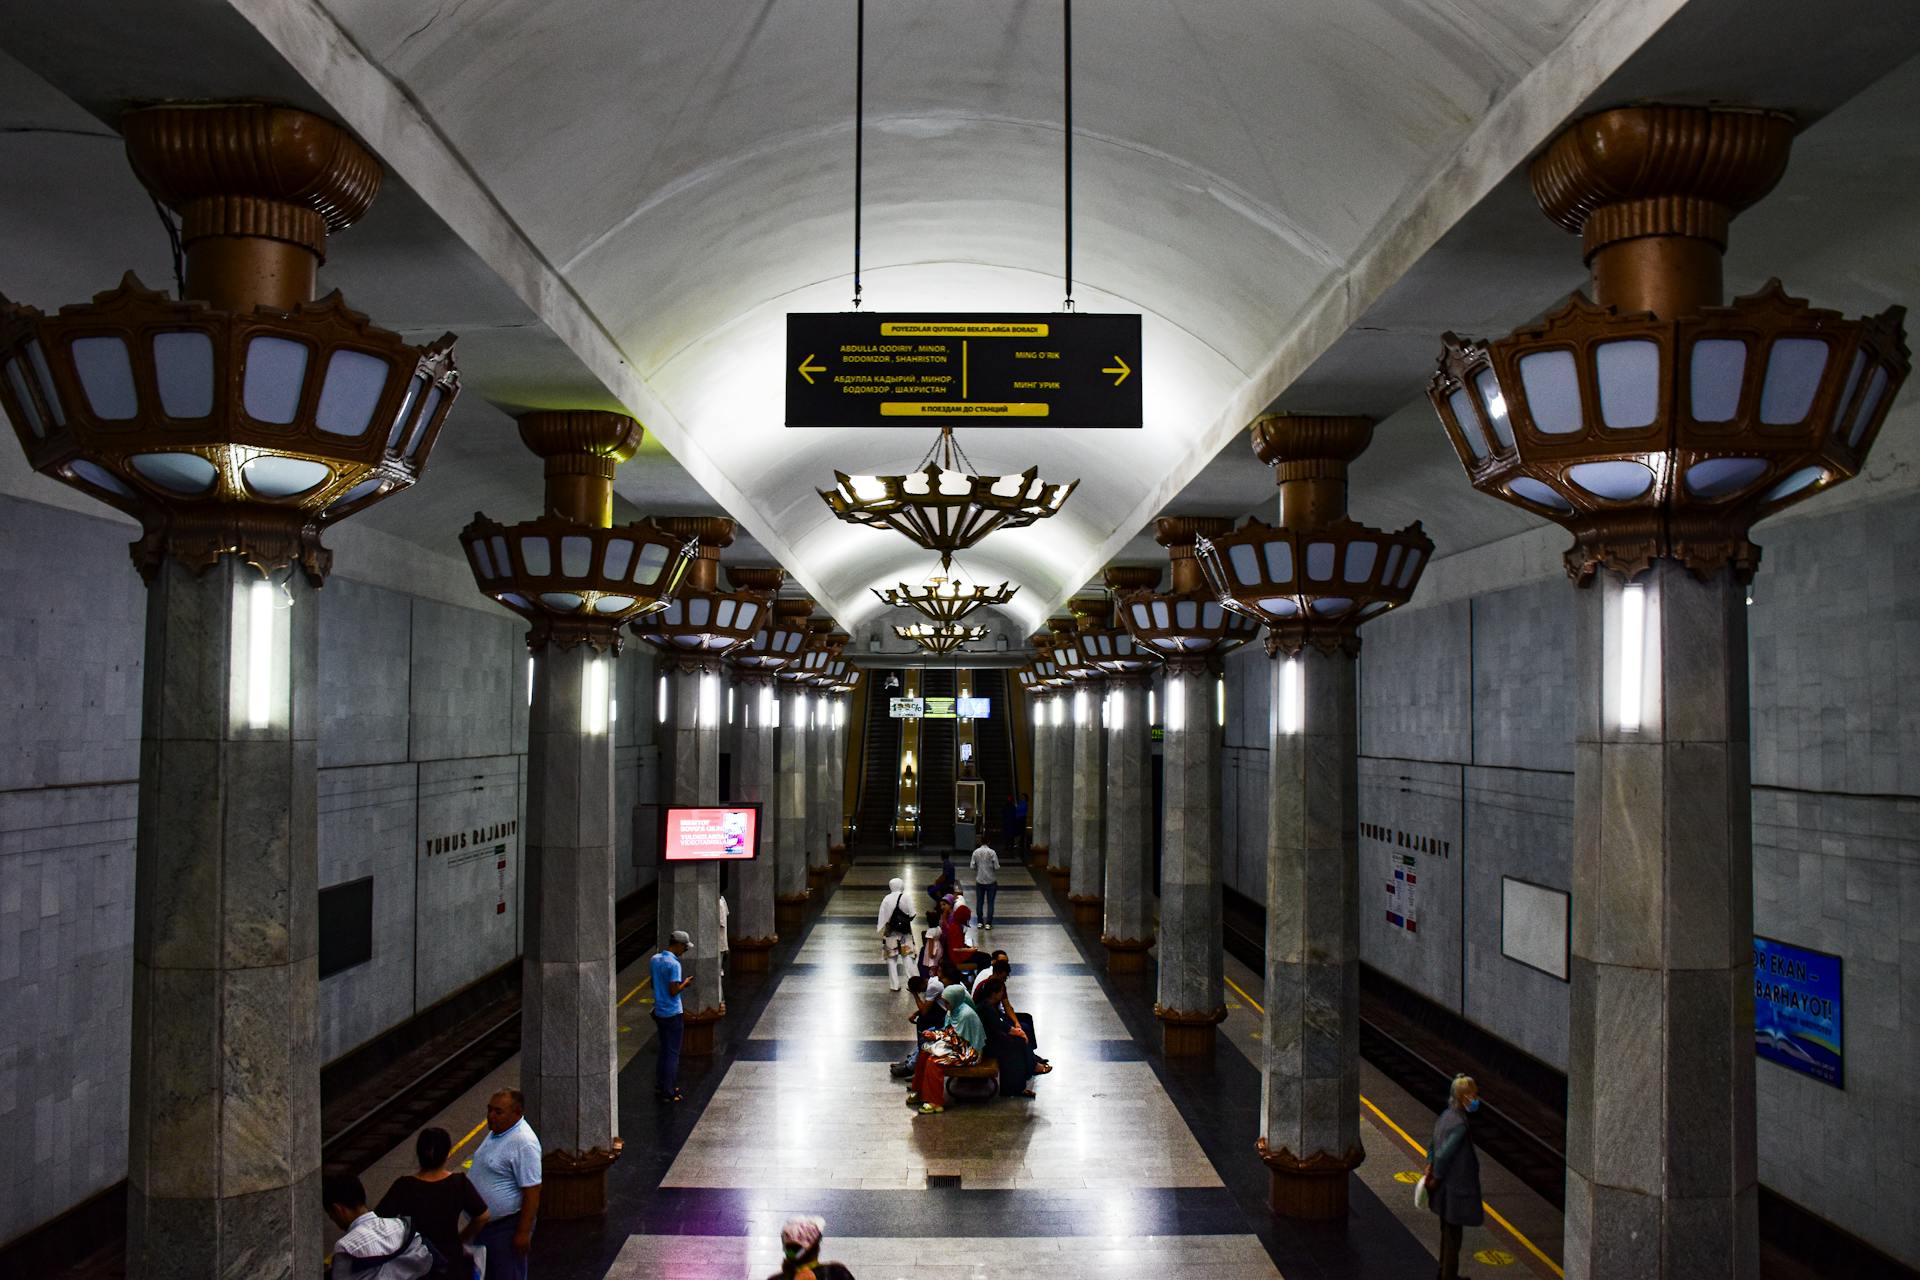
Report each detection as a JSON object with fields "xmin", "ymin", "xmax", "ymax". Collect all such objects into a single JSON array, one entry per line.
[
  {"xmin": 1222, "ymin": 974, "xmax": 1564, "ymax": 1278},
  {"xmin": 448, "ymin": 1117, "xmax": 488, "ymax": 1162}
]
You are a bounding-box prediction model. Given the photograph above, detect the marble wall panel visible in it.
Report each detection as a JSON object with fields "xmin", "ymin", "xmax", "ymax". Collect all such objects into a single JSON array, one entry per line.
[
  {"xmin": 1462, "ymin": 765, "xmax": 1575, "ymax": 1071},
  {"xmin": 1750, "ymin": 497, "xmax": 1920, "ymax": 796},
  {"xmin": 1357, "ymin": 757, "xmax": 1464, "ymax": 1011},
  {"xmin": 1471, "ymin": 581, "xmax": 1575, "ymax": 774},
  {"xmin": 414, "ymin": 755, "xmax": 522, "ymax": 1005},
  {"xmin": 1751, "ymin": 787, "xmax": 1919, "ymax": 1265},
  {"xmin": 0, "ymin": 782, "xmax": 136, "ymax": 1244},
  {"xmin": 316, "ymin": 763, "xmax": 418, "ymax": 1063},
  {"xmin": 407, "ymin": 599, "xmax": 519, "ymax": 763},
  {"xmin": 1359, "ymin": 598, "xmax": 1471, "ymax": 764},
  {"xmin": 317, "ymin": 577, "xmax": 414, "ymax": 769},
  {"xmin": 0, "ymin": 496, "xmax": 144, "ymax": 792}
]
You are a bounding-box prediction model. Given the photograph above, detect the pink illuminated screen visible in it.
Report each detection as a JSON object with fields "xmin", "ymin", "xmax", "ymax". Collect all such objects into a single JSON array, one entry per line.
[{"xmin": 661, "ymin": 806, "xmax": 760, "ymax": 861}]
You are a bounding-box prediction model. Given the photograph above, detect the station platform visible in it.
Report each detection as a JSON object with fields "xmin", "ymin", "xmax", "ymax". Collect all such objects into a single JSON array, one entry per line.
[{"xmin": 334, "ymin": 854, "xmax": 1568, "ymax": 1279}]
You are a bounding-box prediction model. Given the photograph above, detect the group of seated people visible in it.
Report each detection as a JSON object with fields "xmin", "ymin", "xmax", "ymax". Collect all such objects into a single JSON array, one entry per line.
[{"xmin": 894, "ymin": 902, "xmax": 1053, "ymax": 1112}]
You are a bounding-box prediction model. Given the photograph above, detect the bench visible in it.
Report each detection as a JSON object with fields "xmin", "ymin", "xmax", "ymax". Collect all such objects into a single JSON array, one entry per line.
[{"xmin": 941, "ymin": 1057, "xmax": 1000, "ymax": 1102}]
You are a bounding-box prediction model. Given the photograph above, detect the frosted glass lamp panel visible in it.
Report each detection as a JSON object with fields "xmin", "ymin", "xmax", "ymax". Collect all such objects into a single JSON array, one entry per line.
[
  {"xmin": 736, "ymin": 602, "xmax": 759, "ymax": 629},
  {"xmin": 1474, "ymin": 368, "xmax": 1514, "ymax": 448},
  {"xmin": 1566, "ymin": 460, "xmax": 1654, "ymax": 501},
  {"xmin": 470, "ymin": 540, "xmax": 496, "ymax": 579},
  {"xmin": 687, "ymin": 596, "xmax": 712, "ymax": 627},
  {"xmin": 25, "ymin": 341, "xmax": 62, "ymax": 425},
  {"xmin": 1305, "ymin": 542, "xmax": 1335, "ymax": 582},
  {"xmin": 1762, "ymin": 465, "xmax": 1825, "ymax": 503},
  {"xmin": 602, "ymin": 539, "xmax": 634, "ymax": 579},
  {"xmin": 1509, "ymin": 477, "xmax": 1573, "ymax": 512},
  {"xmin": 1228, "ymin": 543, "xmax": 1259, "ymax": 586},
  {"xmin": 1449, "ymin": 387, "xmax": 1487, "ymax": 459},
  {"xmin": 243, "ymin": 457, "xmax": 331, "ymax": 499},
  {"xmin": 70, "ymin": 459, "xmax": 133, "ymax": 497},
  {"xmin": 1830, "ymin": 351, "xmax": 1867, "ymax": 439},
  {"xmin": 387, "ymin": 376, "xmax": 425, "ymax": 450},
  {"xmin": 1594, "ymin": 340, "xmax": 1660, "ymax": 429},
  {"xmin": 315, "ymin": 349, "xmax": 390, "ymax": 436},
  {"xmin": 560, "ymin": 535, "xmax": 592, "ymax": 577},
  {"xmin": 130, "ymin": 451, "xmax": 217, "ymax": 494},
  {"xmin": 1758, "ymin": 339, "xmax": 1828, "ymax": 425},
  {"xmin": 72, "ymin": 336, "xmax": 139, "ymax": 420},
  {"xmin": 1688, "ymin": 339, "xmax": 1747, "ymax": 423},
  {"xmin": 1263, "ymin": 540, "xmax": 1294, "ymax": 583},
  {"xmin": 714, "ymin": 598, "xmax": 737, "ymax": 629},
  {"xmin": 1847, "ymin": 367, "xmax": 1891, "ymax": 448},
  {"xmin": 539, "ymin": 592, "xmax": 582, "ymax": 611},
  {"xmin": 1684, "ymin": 457, "xmax": 1768, "ymax": 499},
  {"xmin": 404, "ymin": 386, "xmax": 444, "ymax": 457},
  {"xmin": 152, "ymin": 331, "xmax": 215, "ymax": 419},
  {"xmin": 1343, "ymin": 541, "xmax": 1378, "ymax": 583},
  {"xmin": 520, "ymin": 537, "xmax": 552, "ymax": 576},
  {"xmin": 1518, "ymin": 350, "xmax": 1583, "ymax": 435},
  {"xmin": 242, "ymin": 336, "xmax": 309, "ymax": 423},
  {"xmin": 1396, "ymin": 549, "xmax": 1424, "ymax": 590},
  {"xmin": 5, "ymin": 359, "xmax": 45, "ymax": 436}
]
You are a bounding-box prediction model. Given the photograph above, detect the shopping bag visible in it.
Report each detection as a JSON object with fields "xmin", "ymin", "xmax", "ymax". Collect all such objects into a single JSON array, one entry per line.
[{"xmin": 1413, "ymin": 1173, "xmax": 1430, "ymax": 1211}]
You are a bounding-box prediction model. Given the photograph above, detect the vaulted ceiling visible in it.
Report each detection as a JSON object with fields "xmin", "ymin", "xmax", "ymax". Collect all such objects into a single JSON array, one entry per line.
[{"xmin": 1, "ymin": 0, "xmax": 1917, "ymax": 637}]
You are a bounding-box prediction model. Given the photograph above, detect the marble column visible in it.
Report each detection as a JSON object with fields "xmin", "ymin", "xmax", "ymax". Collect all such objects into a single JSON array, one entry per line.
[
  {"xmin": 1067, "ymin": 679, "xmax": 1107, "ymax": 927},
  {"xmin": 521, "ymin": 640, "xmax": 621, "ymax": 1214},
  {"xmin": 1028, "ymin": 692, "xmax": 1053, "ymax": 866},
  {"xmin": 1047, "ymin": 694, "xmax": 1074, "ymax": 887},
  {"xmin": 730, "ymin": 672, "xmax": 780, "ymax": 971},
  {"xmin": 1154, "ymin": 661, "xmax": 1227, "ymax": 1055},
  {"xmin": 805, "ymin": 693, "xmax": 832, "ymax": 886},
  {"xmin": 774, "ymin": 683, "xmax": 811, "ymax": 931},
  {"xmin": 1565, "ymin": 563, "xmax": 1757, "ymax": 1280},
  {"xmin": 1259, "ymin": 645, "xmax": 1364, "ymax": 1221},
  {"xmin": 1100, "ymin": 674, "xmax": 1154, "ymax": 971},
  {"xmin": 128, "ymin": 558, "xmax": 321, "ymax": 1276},
  {"xmin": 662, "ymin": 664, "xmax": 726, "ymax": 1055},
  {"xmin": 827, "ymin": 696, "xmax": 848, "ymax": 873}
]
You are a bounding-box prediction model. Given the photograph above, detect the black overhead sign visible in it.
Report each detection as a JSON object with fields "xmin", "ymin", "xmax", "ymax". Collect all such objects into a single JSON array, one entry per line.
[{"xmin": 785, "ymin": 312, "xmax": 1142, "ymax": 428}]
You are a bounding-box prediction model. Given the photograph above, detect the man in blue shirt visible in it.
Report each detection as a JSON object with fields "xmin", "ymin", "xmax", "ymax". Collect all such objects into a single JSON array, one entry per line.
[
  {"xmin": 469, "ymin": 1089, "xmax": 542, "ymax": 1279},
  {"xmin": 652, "ymin": 930, "xmax": 694, "ymax": 1103}
]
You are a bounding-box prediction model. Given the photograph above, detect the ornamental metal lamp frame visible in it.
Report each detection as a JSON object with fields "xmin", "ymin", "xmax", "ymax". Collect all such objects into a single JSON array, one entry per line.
[
  {"xmin": 1427, "ymin": 104, "xmax": 1910, "ymax": 586},
  {"xmin": 895, "ymin": 621, "xmax": 988, "ymax": 655},
  {"xmin": 820, "ymin": 424, "xmax": 1078, "ymax": 561},
  {"xmin": 631, "ymin": 517, "xmax": 777, "ymax": 667},
  {"xmin": 1115, "ymin": 517, "xmax": 1261, "ymax": 670},
  {"xmin": 873, "ymin": 558, "xmax": 1019, "ymax": 625}
]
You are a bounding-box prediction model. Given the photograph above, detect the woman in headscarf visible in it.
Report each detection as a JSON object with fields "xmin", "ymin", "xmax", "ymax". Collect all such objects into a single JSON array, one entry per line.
[
  {"xmin": 876, "ymin": 876, "xmax": 915, "ymax": 992},
  {"xmin": 971, "ymin": 969, "xmax": 1039, "ymax": 1099},
  {"xmin": 942, "ymin": 895, "xmax": 982, "ymax": 975},
  {"xmin": 764, "ymin": 1215, "xmax": 855, "ymax": 1280},
  {"xmin": 909, "ymin": 982, "xmax": 985, "ymax": 1114}
]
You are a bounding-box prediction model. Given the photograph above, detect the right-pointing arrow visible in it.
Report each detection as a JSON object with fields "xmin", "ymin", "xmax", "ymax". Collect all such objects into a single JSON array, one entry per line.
[{"xmin": 1103, "ymin": 354, "xmax": 1132, "ymax": 386}]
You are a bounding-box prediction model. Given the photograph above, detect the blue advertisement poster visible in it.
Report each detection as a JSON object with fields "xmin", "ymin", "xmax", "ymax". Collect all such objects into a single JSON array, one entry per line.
[{"xmin": 1753, "ymin": 936, "xmax": 1844, "ymax": 1089}]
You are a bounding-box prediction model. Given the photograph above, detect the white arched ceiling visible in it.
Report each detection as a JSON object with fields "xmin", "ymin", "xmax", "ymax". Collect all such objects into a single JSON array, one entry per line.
[{"xmin": 216, "ymin": 0, "xmax": 1691, "ymax": 628}]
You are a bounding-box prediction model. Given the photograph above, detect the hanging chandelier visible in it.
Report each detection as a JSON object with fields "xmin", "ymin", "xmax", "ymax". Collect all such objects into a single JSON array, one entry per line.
[
  {"xmin": 779, "ymin": 619, "xmax": 847, "ymax": 684},
  {"xmin": 821, "ymin": 424, "xmax": 1077, "ymax": 561},
  {"xmin": 894, "ymin": 620, "xmax": 988, "ymax": 655},
  {"xmin": 629, "ymin": 517, "xmax": 774, "ymax": 662},
  {"xmin": 872, "ymin": 559, "xmax": 1018, "ymax": 625},
  {"xmin": 1115, "ymin": 517, "xmax": 1261, "ymax": 663},
  {"xmin": 1075, "ymin": 571, "xmax": 1160, "ymax": 676}
]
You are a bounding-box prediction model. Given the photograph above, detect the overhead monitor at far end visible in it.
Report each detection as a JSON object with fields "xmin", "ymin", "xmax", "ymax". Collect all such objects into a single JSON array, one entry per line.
[
  {"xmin": 660, "ymin": 804, "xmax": 762, "ymax": 862},
  {"xmin": 956, "ymin": 696, "xmax": 990, "ymax": 719}
]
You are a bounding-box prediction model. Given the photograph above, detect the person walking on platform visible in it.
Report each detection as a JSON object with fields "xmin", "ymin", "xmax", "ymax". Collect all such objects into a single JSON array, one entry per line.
[
  {"xmin": 968, "ymin": 835, "xmax": 1000, "ymax": 929},
  {"xmin": 652, "ymin": 930, "xmax": 695, "ymax": 1103},
  {"xmin": 877, "ymin": 876, "xmax": 916, "ymax": 991},
  {"xmin": 1425, "ymin": 1074, "xmax": 1484, "ymax": 1280},
  {"xmin": 469, "ymin": 1090, "xmax": 542, "ymax": 1280}
]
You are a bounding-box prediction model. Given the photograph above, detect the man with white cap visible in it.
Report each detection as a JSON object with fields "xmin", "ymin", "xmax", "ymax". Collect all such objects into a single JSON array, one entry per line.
[
  {"xmin": 876, "ymin": 877, "xmax": 915, "ymax": 991},
  {"xmin": 651, "ymin": 930, "xmax": 694, "ymax": 1103}
]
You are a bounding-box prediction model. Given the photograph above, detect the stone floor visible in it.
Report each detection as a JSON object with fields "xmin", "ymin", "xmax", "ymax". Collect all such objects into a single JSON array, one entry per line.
[{"xmin": 337, "ymin": 851, "xmax": 1567, "ymax": 1279}]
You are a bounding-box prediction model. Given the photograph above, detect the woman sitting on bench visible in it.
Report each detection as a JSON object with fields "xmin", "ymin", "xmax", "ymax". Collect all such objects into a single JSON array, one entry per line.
[{"xmin": 909, "ymin": 983, "xmax": 986, "ymax": 1114}]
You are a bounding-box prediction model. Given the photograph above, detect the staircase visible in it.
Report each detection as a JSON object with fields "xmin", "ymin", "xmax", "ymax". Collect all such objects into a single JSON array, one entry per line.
[
  {"xmin": 918, "ymin": 667, "xmax": 957, "ymax": 850},
  {"xmin": 971, "ymin": 668, "xmax": 1016, "ymax": 847},
  {"xmin": 853, "ymin": 669, "xmax": 901, "ymax": 850}
]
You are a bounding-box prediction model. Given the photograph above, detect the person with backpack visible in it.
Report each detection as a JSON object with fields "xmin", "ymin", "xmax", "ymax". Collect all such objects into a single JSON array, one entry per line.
[
  {"xmin": 324, "ymin": 1171, "xmax": 437, "ymax": 1279},
  {"xmin": 876, "ymin": 876, "xmax": 916, "ymax": 991}
]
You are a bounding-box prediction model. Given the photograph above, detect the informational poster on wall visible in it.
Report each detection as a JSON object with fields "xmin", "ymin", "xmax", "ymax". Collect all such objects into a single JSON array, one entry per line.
[
  {"xmin": 1753, "ymin": 936, "xmax": 1844, "ymax": 1088},
  {"xmin": 1385, "ymin": 852, "xmax": 1418, "ymax": 933}
]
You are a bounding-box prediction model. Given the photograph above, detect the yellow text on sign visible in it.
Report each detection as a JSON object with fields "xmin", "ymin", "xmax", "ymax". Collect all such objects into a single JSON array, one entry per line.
[
  {"xmin": 880, "ymin": 322, "xmax": 1049, "ymax": 337},
  {"xmin": 880, "ymin": 402, "xmax": 1049, "ymax": 417}
]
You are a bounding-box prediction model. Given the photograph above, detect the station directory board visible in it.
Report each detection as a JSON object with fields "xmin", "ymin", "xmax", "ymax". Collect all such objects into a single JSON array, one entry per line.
[{"xmin": 786, "ymin": 312, "xmax": 1142, "ymax": 427}]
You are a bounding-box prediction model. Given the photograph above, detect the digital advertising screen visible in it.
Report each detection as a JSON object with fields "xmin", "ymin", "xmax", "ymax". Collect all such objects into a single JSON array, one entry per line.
[
  {"xmin": 659, "ymin": 805, "xmax": 761, "ymax": 862},
  {"xmin": 956, "ymin": 696, "xmax": 991, "ymax": 719},
  {"xmin": 889, "ymin": 696, "xmax": 924, "ymax": 719},
  {"xmin": 1753, "ymin": 935, "xmax": 1844, "ymax": 1088}
]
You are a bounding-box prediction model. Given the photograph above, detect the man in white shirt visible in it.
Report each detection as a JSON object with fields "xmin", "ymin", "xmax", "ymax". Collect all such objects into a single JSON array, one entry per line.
[
  {"xmin": 323, "ymin": 1172, "xmax": 434, "ymax": 1279},
  {"xmin": 969, "ymin": 836, "xmax": 1001, "ymax": 929},
  {"xmin": 469, "ymin": 1089, "xmax": 543, "ymax": 1279}
]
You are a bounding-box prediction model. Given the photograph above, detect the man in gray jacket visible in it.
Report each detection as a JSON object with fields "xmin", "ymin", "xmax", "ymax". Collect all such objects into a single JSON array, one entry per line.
[{"xmin": 1426, "ymin": 1074, "xmax": 1484, "ymax": 1280}]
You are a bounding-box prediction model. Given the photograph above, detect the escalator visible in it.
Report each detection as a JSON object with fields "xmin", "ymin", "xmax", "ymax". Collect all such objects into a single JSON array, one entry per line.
[
  {"xmin": 971, "ymin": 668, "xmax": 1016, "ymax": 847},
  {"xmin": 918, "ymin": 666, "xmax": 957, "ymax": 850},
  {"xmin": 853, "ymin": 667, "xmax": 901, "ymax": 849}
]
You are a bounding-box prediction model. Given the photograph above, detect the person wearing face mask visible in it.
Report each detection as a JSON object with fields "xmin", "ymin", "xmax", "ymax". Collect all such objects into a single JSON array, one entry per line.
[{"xmin": 1424, "ymin": 1074, "xmax": 1485, "ymax": 1280}]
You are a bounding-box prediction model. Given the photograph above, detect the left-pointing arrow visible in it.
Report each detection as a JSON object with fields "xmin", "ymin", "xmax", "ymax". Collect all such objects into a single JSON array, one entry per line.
[{"xmin": 797, "ymin": 354, "xmax": 827, "ymax": 385}]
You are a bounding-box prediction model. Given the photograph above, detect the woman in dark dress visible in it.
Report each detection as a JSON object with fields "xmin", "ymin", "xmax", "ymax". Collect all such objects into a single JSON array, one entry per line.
[
  {"xmin": 972, "ymin": 972, "xmax": 1039, "ymax": 1098},
  {"xmin": 376, "ymin": 1126, "xmax": 490, "ymax": 1278}
]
